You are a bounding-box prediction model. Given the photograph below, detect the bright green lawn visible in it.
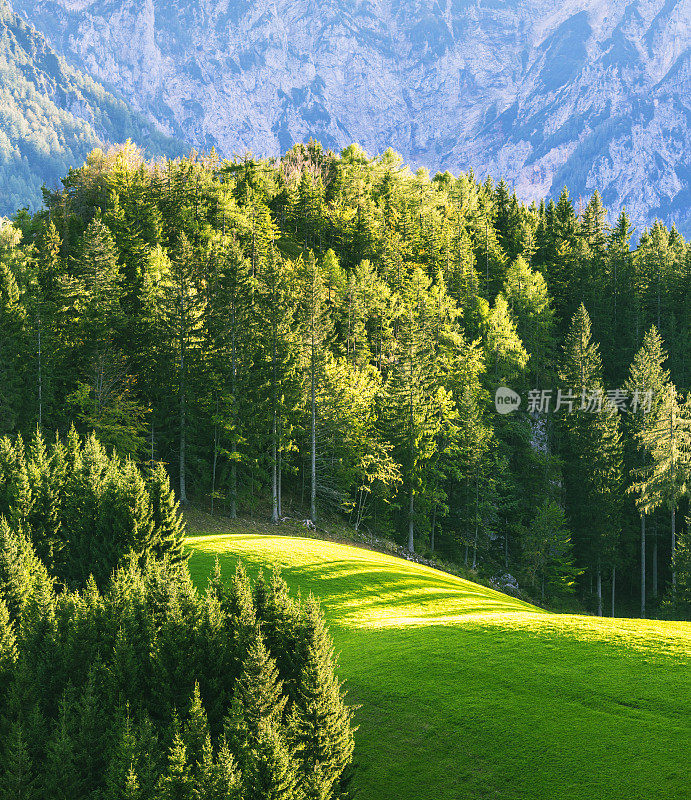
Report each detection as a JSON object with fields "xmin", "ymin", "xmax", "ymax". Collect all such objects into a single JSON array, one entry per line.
[{"xmin": 187, "ymin": 522, "xmax": 691, "ymax": 800}]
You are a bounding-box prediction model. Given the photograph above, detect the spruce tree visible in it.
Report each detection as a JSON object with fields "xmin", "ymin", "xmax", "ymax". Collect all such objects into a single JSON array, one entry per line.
[
  {"xmin": 624, "ymin": 326, "xmax": 671, "ymax": 616},
  {"xmin": 43, "ymin": 697, "xmax": 80, "ymax": 800},
  {"xmin": 148, "ymin": 461, "xmax": 187, "ymax": 565},
  {"xmin": 156, "ymin": 731, "xmax": 194, "ymax": 800},
  {"xmin": 1, "ymin": 720, "xmax": 36, "ymax": 800},
  {"xmin": 386, "ymin": 268, "xmax": 451, "ymax": 552},
  {"xmin": 560, "ymin": 304, "xmax": 623, "ymax": 614},
  {"xmin": 631, "ymin": 386, "xmax": 691, "ymax": 589},
  {"xmin": 297, "ymin": 252, "xmax": 331, "ymax": 523},
  {"xmin": 665, "ymin": 517, "xmax": 691, "ymax": 620},
  {"xmin": 226, "ymin": 630, "xmax": 287, "ymax": 751},
  {"xmin": 243, "ymin": 718, "xmax": 299, "ymax": 800},
  {"xmin": 291, "ymin": 597, "xmax": 355, "ymax": 800},
  {"xmin": 183, "ymin": 682, "xmax": 210, "ymax": 772}
]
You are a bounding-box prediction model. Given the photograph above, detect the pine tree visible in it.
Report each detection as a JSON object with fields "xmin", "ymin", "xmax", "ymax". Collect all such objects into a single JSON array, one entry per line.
[
  {"xmin": 252, "ymin": 245, "xmax": 298, "ymax": 523},
  {"xmin": 291, "ymin": 597, "xmax": 355, "ymax": 800},
  {"xmin": 226, "ymin": 630, "xmax": 287, "ymax": 751},
  {"xmin": 1, "ymin": 720, "xmax": 36, "ymax": 800},
  {"xmin": 665, "ymin": 517, "xmax": 691, "ymax": 620},
  {"xmin": 0, "ymin": 257, "xmax": 29, "ymax": 432},
  {"xmin": 148, "ymin": 461, "xmax": 187, "ymax": 564},
  {"xmin": 298, "ymin": 252, "xmax": 331, "ymax": 523},
  {"xmin": 122, "ymin": 766, "xmax": 142, "ymax": 800},
  {"xmin": 500, "ymin": 256, "xmax": 555, "ymax": 386},
  {"xmin": 624, "ymin": 326, "xmax": 671, "ymax": 616},
  {"xmin": 560, "ymin": 304, "xmax": 623, "ymax": 614},
  {"xmin": 0, "ymin": 518, "xmax": 48, "ymax": 624},
  {"xmin": 194, "ymin": 733, "xmax": 242, "ymax": 800},
  {"xmin": 386, "ymin": 268, "xmax": 452, "ymax": 552},
  {"xmin": 156, "ymin": 731, "xmax": 194, "ymax": 800},
  {"xmin": 631, "ymin": 386, "xmax": 691, "ymax": 589},
  {"xmin": 242, "ymin": 718, "xmax": 299, "ymax": 800},
  {"xmin": 164, "ymin": 233, "xmax": 205, "ymax": 506},
  {"xmin": 519, "ymin": 501, "xmax": 576, "ymax": 602},
  {"xmin": 0, "ymin": 596, "xmax": 17, "ymax": 691},
  {"xmin": 183, "ymin": 682, "xmax": 210, "ymax": 771},
  {"xmin": 211, "ymin": 238, "xmax": 252, "ymax": 519},
  {"xmin": 105, "ymin": 708, "xmax": 139, "ymax": 800},
  {"xmin": 44, "ymin": 696, "xmax": 80, "ymax": 800}
]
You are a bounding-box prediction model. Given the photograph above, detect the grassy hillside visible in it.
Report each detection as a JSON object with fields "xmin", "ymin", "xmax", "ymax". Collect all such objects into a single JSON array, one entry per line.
[{"xmin": 187, "ymin": 514, "xmax": 691, "ymax": 800}]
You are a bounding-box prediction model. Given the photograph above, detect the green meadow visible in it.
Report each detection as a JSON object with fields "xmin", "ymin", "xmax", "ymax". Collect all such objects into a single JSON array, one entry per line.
[{"xmin": 187, "ymin": 519, "xmax": 691, "ymax": 800}]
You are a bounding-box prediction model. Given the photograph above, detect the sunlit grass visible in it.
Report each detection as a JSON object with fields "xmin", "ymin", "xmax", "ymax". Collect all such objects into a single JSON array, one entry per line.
[
  {"xmin": 187, "ymin": 518, "xmax": 691, "ymax": 800},
  {"xmin": 189, "ymin": 531, "xmax": 539, "ymax": 627}
]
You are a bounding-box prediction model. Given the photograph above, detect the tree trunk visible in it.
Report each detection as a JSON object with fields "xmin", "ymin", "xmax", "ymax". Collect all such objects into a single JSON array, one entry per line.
[
  {"xmin": 211, "ymin": 406, "xmax": 218, "ymax": 516},
  {"xmin": 179, "ymin": 285, "xmax": 187, "ymax": 506},
  {"xmin": 271, "ymin": 408, "xmax": 278, "ymax": 523},
  {"xmin": 229, "ymin": 302, "xmax": 237, "ymax": 519},
  {"xmin": 37, "ymin": 317, "xmax": 42, "ymax": 428},
  {"xmin": 652, "ymin": 525, "xmax": 658, "ymax": 597},
  {"xmin": 179, "ymin": 398, "xmax": 187, "ymax": 504},
  {"xmin": 472, "ymin": 472, "xmax": 479, "ymax": 569},
  {"xmin": 310, "ymin": 357, "xmax": 317, "ymax": 524},
  {"xmin": 641, "ymin": 513, "xmax": 646, "ymax": 618},
  {"xmin": 430, "ymin": 504, "xmax": 436, "ymax": 552},
  {"xmin": 596, "ymin": 559, "xmax": 602, "ymax": 617},
  {"xmin": 277, "ymin": 446, "xmax": 282, "ymax": 518},
  {"xmin": 611, "ymin": 565, "xmax": 616, "ymax": 617},
  {"xmin": 671, "ymin": 505, "xmax": 676, "ymax": 587},
  {"xmin": 271, "ymin": 336, "xmax": 279, "ymax": 523},
  {"xmin": 408, "ymin": 489, "xmax": 415, "ymax": 553}
]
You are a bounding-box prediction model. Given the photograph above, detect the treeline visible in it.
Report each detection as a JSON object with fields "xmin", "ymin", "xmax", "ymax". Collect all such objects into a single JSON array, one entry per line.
[{"xmin": 0, "ymin": 140, "xmax": 690, "ymax": 616}]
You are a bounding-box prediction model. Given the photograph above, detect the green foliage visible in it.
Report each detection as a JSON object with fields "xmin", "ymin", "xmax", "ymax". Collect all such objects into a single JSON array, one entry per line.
[
  {"xmin": 0, "ymin": 526, "xmax": 354, "ymax": 799},
  {"xmin": 518, "ymin": 500, "xmax": 577, "ymax": 601},
  {"xmin": 0, "ymin": 428, "xmax": 187, "ymax": 587}
]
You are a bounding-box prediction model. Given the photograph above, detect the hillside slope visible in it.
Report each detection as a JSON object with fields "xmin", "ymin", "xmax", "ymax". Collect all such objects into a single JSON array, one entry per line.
[
  {"xmin": 0, "ymin": 0, "xmax": 182, "ymax": 216},
  {"xmin": 187, "ymin": 518, "xmax": 691, "ymax": 800},
  {"xmin": 15, "ymin": 0, "xmax": 691, "ymax": 234}
]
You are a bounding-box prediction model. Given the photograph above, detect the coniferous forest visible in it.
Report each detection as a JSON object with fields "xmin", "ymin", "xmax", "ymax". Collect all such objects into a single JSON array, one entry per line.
[
  {"xmin": 0, "ymin": 140, "xmax": 690, "ymax": 622},
  {"xmin": 0, "ymin": 138, "xmax": 690, "ymax": 799}
]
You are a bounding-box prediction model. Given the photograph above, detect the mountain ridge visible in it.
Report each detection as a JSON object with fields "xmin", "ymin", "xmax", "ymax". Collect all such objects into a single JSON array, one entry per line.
[
  {"xmin": 8, "ymin": 0, "xmax": 691, "ymax": 234},
  {"xmin": 0, "ymin": 0, "xmax": 184, "ymax": 216}
]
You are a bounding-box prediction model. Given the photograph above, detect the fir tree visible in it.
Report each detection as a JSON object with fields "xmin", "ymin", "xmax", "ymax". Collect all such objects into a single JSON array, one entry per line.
[
  {"xmin": 156, "ymin": 731, "xmax": 194, "ymax": 800},
  {"xmin": 148, "ymin": 461, "xmax": 187, "ymax": 565},
  {"xmin": 291, "ymin": 597, "xmax": 355, "ymax": 800},
  {"xmin": 243, "ymin": 718, "xmax": 300, "ymax": 800}
]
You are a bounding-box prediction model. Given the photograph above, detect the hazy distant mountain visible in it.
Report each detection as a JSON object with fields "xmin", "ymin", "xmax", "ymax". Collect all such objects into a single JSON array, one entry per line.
[
  {"xmin": 0, "ymin": 0, "xmax": 181, "ymax": 216},
  {"xmin": 11, "ymin": 0, "xmax": 691, "ymax": 233}
]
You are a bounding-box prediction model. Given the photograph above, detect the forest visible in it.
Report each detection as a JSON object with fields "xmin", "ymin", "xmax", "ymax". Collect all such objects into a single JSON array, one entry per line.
[{"xmin": 0, "ymin": 139, "xmax": 690, "ymax": 621}]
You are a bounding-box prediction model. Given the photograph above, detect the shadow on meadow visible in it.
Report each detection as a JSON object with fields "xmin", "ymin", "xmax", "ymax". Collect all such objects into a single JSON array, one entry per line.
[{"xmin": 188, "ymin": 534, "xmax": 538, "ymax": 627}]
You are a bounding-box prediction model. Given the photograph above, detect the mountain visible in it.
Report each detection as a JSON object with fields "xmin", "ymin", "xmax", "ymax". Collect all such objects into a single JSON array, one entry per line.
[
  {"xmin": 10, "ymin": 0, "xmax": 691, "ymax": 235},
  {"xmin": 0, "ymin": 0, "xmax": 182, "ymax": 216}
]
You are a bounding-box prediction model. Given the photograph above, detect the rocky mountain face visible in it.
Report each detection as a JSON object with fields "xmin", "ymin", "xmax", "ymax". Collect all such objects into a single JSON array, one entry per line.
[
  {"xmin": 11, "ymin": 0, "xmax": 691, "ymax": 234},
  {"xmin": 0, "ymin": 0, "xmax": 181, "ymax": 215}
]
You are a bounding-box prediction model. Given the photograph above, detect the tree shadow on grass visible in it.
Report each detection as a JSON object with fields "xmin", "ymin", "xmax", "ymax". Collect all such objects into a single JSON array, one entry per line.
[{"xmin": 188, "ymin": 538, "xmax": 537, "ymax": 628}]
